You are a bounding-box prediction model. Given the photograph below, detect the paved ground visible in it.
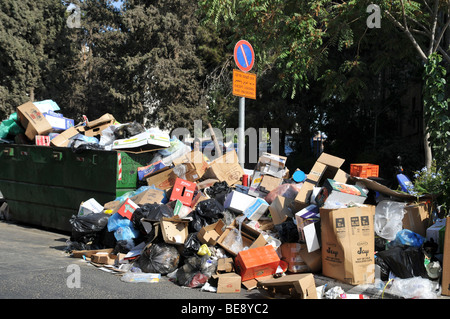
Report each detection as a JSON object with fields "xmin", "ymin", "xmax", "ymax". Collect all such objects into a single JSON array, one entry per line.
[{"xmin": 0, "ymin": 219, "xmax": 447, "ymax": 304}]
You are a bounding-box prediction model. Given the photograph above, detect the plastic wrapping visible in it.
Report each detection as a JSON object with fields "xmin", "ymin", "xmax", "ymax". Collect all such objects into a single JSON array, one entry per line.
[
  {"xmin": 175, "ymin": 255, "xmax": 217, "ymax": 288},
  {"xmin": 374, "ymin": 200, "xmax": 406, "ymax": 241},
  {"xmin": 135, "ymin": 243, "xmax": 180, "ymax": 274},
  {"xmin": 387, "ymin": 229, "xmax": 425, "ymax": 248},
  {"xmin": 389, "ymin": 277, "xmax": 439, "ymax": 299},
  {"xmin": 376, "ymin": 246, "xmax": 428, "ymax": 279},
  {"xmin": 113, "ymin": 121, "xmax": 145, "ymax": 139}
]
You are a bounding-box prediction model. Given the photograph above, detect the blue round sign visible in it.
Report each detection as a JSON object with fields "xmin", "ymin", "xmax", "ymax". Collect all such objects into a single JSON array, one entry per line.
[{"xmin": 234, "ymin": 40, "xmax": 254, "ymax": 73}]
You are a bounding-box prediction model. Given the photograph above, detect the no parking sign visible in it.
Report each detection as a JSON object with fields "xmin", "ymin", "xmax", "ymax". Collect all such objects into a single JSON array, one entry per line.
[{"xmin": 234, "ymin": 40, "xmax": 254, "ymax": 73}]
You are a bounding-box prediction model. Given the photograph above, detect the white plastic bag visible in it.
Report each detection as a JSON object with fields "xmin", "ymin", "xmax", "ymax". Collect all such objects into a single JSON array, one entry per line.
[{"xmin": 374, "ymin": 200, "xmax": 406, "ymax": 241}]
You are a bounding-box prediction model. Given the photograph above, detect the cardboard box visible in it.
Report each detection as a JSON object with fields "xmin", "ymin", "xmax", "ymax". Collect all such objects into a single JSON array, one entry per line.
[
  {"xmin": 402, "ymin": 202, "xmax": 430, "ymax": 237},
  {"xmin": 211, "ymin": 273, "xmax": 242, "ymax": 293},
  {"xmin": 217, "ymin": 219, "xmax": 267, "ymax": 256},
  {"xmin": 78, "ymin": 198, "xmax": 104, "ymax": 216},
  {"xmin": 258, "ymin": 175, "xmax": 282, "ymax": 193},
  {"xmin": 44, "ymin": 111, "xmax": 74, "ymax": 132},
  {"xmin": 279, "ymin": 243, "xmax": 310, "ymax": 273},
  {"xmin": 248, "ymin": 170, "xmax": 265, "ymax": 197},
  {"xmin": 35, "ymin": 135, "xmax": 50, "ymax": 146},
  {"xmin": 91, "ymin": 252, "xmax": 117, "ymax": 265},
  {"xmin": 117, "ymin": 198, "xmax": 139, "ymax": 220},
  {"xmin": 79, "ymin": 113, "xmax": 115, "ymax": 138},
  {"xmin": 268, "ymin": 196, "xmax": 305, "ymax": 225},
  {"xmin": 172, "ymin": 150, "xmax": 209, "ymax": 181},
  {"xmin": 315, "ymin": 179, "xmax": 367, "ymax": 207},
  {"xmin": 257, "ymin": 152, "xmax": 287, "ymax": 169},
  {"xmin": 169, "ymin": 178, "xmax": 196, "ymax": 206},
  {"xmin": 295, "ymin": 153, "xmax": 347, "ymax": 205},
  {"xmin": 203, "ymin": 150, "xmax": 244, "ymax": 186},
  {"xmin": 50, "ymin": 126, "xmax": 84, "ymax": 147},
  {"xmin": 295, "ymin": 205, "xmax": 320, "ymax": 252},
  {"xmin": 160, "ymin": 217, "xmax": 189, "ymax": 245},
  {"xmin": 321, "ymin": 205, "xmax": 375, "ymax": 285},
  {"xmin": 217, "ymin": 257, "xmax": 235, "ymax": 273},
  {"xmin": 17, "ymin": 101, "xmax": 53, "ymax": 140},
  {"xmin": 197, "ymin": 219, "xmax": 225, "ymax": 246},
  {"xmin": 224, "ymin": 190, "xmax": 254, "ymax": 213},
  {"xmin": 112, "ymin": 130, "xmax": 171, "ymax": 153},
  {"xmin": 146, "ymin": 167, "xmax": 178, "ymax": 190},
  {"xmin": 257, "ymin": 273, "xmax": 318, "ymax": 299},
  {"xmin": 130, "ymin": 187, "xmax": 165, "ymax": 205},
  {"xmin": 243, "ymin": 198, "xmax": 269, "ymax": 221},
  {"xmin": 235, "ymin": 245, "xmax": 280, "ymax": 281},
  {"xmin": 441, "ymin": 216, "xmax": 450, "ymax": 296},
  {"xmin": 426, "ymin": 219, "xmax": 446, "ymax": 253}
]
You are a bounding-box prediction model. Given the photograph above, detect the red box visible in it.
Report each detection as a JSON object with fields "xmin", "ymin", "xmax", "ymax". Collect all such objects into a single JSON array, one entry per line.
[
  {"xmin": 169, "ymin": 178, "xmax": 197, "ymax": 206},
  {"xmin": 117, "ymin": 198, "xmax": 139, "ymax": 220},
  {"xmin": 235, "ymin": 245, "xmax": 280, "ymax": 282},
  {"xmin": 350, "ymin": 163, "xmax": 379, "ymax": 178},
  {"xmin": 35, "ymin": 135, "xmax": 50, "ymax": 146}
]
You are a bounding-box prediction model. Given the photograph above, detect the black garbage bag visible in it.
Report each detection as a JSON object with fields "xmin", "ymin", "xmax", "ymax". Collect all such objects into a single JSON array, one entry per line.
[
  {"xmin": 376, "ymin": 246, "xmax": 428, "ymax": 279},
  {"xmin": 70, "ymin": 213, "xmax": 110, "ymax": 245},
  {"xmin": 188, "ymin": 199, "xmax": 224, "ymax": 232},
  {"xmin": 274, "ymin": 218, "xmax": 300, "ymax": 243},
  {"xmin": 205, "ymin": 181, "xmax": 231, "ymax": 205},
  {"xmin": 175, "ymin": 255, "xmax": 217, "ymax": 288},
  {"xmin": 132, "ymin": 203, "xmax": 174, "ymax": 226},
  {"xmin": 181, "ymin": 232, "xmax": 202, "ymax": 258},
  {"xmin": 114, "ymin": 121, "xmax": 146, "ymax": 139},
  {"xmin": 135, "ymin": 242, "xmax": 180, "ymax": 274}
]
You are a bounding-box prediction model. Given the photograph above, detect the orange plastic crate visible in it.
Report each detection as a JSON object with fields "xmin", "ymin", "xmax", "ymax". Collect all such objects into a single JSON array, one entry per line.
[{"xmin": 350, "ymin": 163, "xmax": 379, "ymax": 178}]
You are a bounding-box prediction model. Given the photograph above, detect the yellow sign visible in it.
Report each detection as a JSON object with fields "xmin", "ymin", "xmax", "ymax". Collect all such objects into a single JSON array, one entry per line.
[{"xmin": 232, "ymin": 69, "xmax": 256, "ymax": 100}]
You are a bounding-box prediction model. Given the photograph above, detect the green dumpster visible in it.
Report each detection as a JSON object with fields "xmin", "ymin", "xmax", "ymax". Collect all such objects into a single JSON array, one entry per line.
[{"xmin": 0, "ymin": 144, "xmax": 155, "ymax": 232}]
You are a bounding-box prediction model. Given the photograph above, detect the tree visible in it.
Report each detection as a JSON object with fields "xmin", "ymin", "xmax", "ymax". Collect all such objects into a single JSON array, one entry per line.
[{"xmin": 382, "ymin": 0, "xmax": 450, "ymax": 169}]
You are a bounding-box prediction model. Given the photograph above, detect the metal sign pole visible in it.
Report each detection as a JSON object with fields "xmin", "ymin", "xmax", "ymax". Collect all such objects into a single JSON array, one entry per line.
[{"xmin": 238, "ymin": 96, "xmax": 245, "ymax": 168}]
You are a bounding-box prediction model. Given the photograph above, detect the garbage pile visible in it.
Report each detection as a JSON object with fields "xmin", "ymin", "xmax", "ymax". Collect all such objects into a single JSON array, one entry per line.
[{"xmin": 1, "ymin": 100, "xmax": 448, "ymax": 299}]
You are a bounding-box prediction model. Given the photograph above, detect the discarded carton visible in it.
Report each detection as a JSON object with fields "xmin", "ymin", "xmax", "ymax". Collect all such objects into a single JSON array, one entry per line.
[
  {"xmin": 91, "ymin": 252, "xmax": 117, "ymax": 265},
  {"xmin": 295, "ymin": 153, "xmax": 347, "ymax": 205},
  {"xmin": 210, "ymin": 273, "xmax": 242, "ymax": 293},
  {"xmin": 197, "ymin": 219, "xmax": 225, "ymax": 246},
  {"xmin": 402, "ymin": 202, "xmax": 430, "ymax": 237},
  {"xmin": 279, "ymin": 243, "xmax": 310, "ymax": 273},
  {"xmin": 78, "ymin": 198, "xmax": 104, "ymax": 216},
  {"xmin": 50, "ymin": 126, "xmax": 84, "ymax": 147},
  {"xmin": 243, "ymin": 198, "xmax": 269, "ymax": 221},
  {"xmin": 257, "ymin": 152, "xmax": 287, "ymax": 169},
  {"xmin": 117, "ymin": 198, "xmax": 139, "ymax": 220},
  {"xmin": 172, "ymin": 150, "xmax": 209, "ymax": 181},
  {"xmin": 146, "ymin": 167, "xmax": 178, "ymax": 190},
  {"xmin": 268, "ymin": 196, "xmax": 305, "ymax": 225},
  {"xmin": 224, "ymin": 190, "xmax": 254, "ymax": 213},
  {"xmin": 130, "ymin": 187, "xmax": 165, "ymax": 206},
  {"xmin": 441, "ymin": 216, "xmax": 450, "ymax": 296},
  {"xmin": 112, "ymin": 130, "xmax": 170, "ymax": 153},
  {"xmin": 217, "ymin": 257, "xmax": 235, "ymax": 273},
  {"xmin": 426, "ymin": 219, "xmax": 446, "ymax": 253},
  {"xmin": 295, "ymin": 205, "xmax": 320, "ymax": 252},
  {"xmin": 160, "ymin": 217, "xmax": 189, "ymax": 245},
  {"xmin": 203, "ymin": 150, "xmax": 244, "ymax": 186},
  {"xmin": 235, "ymin": 245, "xmax": 280, "ymax": 281},
  {"xmin": 44, "ymin": 111, "xmax": 74, "ymax": 132},
  {"xmin": 257, "ymin": 273, "xmax": 318, "ymax": 299},
  {"xmin": 169, "ymin": 178, "xmax": 196, "ymax": 206},
  {"xmin": 17, "ymin": 101, "xmax": 53, "ymax": 140},
  {"xmin": 137, "ymin": 160, "xmax": 167, "ymax": 181},
  {"xmin": 258, "ymin": 175, "xmax": 283, "ymax": 193},
  {"xmin": 315, "ymin": 179, "xmax": 367, "ymax": 207},
  {"xmin": 80, "ymin": 113, "xmax": 115, "ymax": 138},
  {"xmin": 321, "ymin": 205, "xmax": 375, "ymax": 285},
  {"xmin": 217, "ymin": 219, "xmax": 267, "ymax": 256},
  {"xmin": 35, "ymin": 135, "xmax": 50, "ymax": 146}
]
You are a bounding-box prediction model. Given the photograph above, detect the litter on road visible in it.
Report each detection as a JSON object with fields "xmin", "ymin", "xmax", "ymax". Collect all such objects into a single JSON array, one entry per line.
[{"xmin": 0, "ymin": 99, "xmax": 449, "ymax": 300}]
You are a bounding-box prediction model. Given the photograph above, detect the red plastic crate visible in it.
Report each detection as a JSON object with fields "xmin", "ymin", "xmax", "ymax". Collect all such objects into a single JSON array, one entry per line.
[{"xmin": 350, "ymin": 163, "xmax": 379, "ymax": 178}]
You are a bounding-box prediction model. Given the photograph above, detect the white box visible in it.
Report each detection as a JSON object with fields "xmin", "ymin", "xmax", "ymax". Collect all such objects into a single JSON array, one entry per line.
[
  {"xmin": 224, "ymin": 191, "xmax": 255, "ymax": 213},
  {"xmin": 78, "ymin": 198, "xmax": 104, "ymax": 216},
  {"xmin": 244, "ymin": 198, "xmax": 269, "ymax": 221}
]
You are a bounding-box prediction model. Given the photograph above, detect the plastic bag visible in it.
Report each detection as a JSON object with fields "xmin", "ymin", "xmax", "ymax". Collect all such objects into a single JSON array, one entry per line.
[
  {"xmin": 69, "ymin": 213, "xmax": 110, "ymax": 244},
  {"xmin": 387, "ymin": 229, "xmax": 425, "ymax": 248},
  {"xmin": 205, "ymin": 181, "xmax": 231, "ymax": 205},
  {"xmin": 113, "ymin": 121, "xmax": 145, "ymax": 139},
  {"xmin": 389, "ymin": 277, "xmax": 439, "ymax": 299},
  {"xmin": 135, "ymin": 242, "xmax": 180, "ymax": 274},
  {"xmin": 376, "ymin": 246, "xmax": 428, "ymax": 279},
  {"xmin": 175, "ymin": 255, "xmax": 217, "ymax": 288},
  {"xmin": 188, "ymin": 199, "xmax": 224, "ymax": 232},
  {"xmin": 0, "ymin": 113, "xmax": 24, "ymax": 139},
  {"xmin": 374, "ymin": 200, "xmax": 406, "ymax": 241},
  {"xmin": 152, "ymin": 136, "xmax": 192, "ymax": 166},
  {"xmin": 182, "ymin": 232, "xmax": 202, "ymax": 258},
  {"xmin": 69, "ymin": 134, "xmax": 104, "ymax": 153},
  {"xmin": 265, "ymin": 183, "xmax": 303, "ymax": 204},
  {"xmin": 132, "ymin": 203, "xmax": 174, "ymax": 224},
  {"xmin": 274, "ymin": 218, "xmax": 300, "ymax": 243}
]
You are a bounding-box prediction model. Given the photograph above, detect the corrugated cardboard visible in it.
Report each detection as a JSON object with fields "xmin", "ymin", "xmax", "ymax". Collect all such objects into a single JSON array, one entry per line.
[
  {"xmin": 402, "ymin": 202, "xmax": 430, "ymax": 237},
  {"xmin": 160, "ymin": 217, "xmax": 189, "ymax": 245},
  {"xmin": 146, "ymin": 167, "xmax": 177, "ymax": 190},
  {"xmin": 203, "ymin": 150, "xmax": 244, "ymax": 186},
  {"xmin": 130, "ymin": 188, "xmax": 165, "ymax": 205},
  {"xmin": 169, "ymin": 178, "xmax": 196, "ymax": 206},
  {"xmin": 235, "ymin": 245, "xmax": 280, "ymax": 281},
  {"xmin": 217, "ymin": 219, "xmax": 267, "ymax": 256},
  {"xmin": 295, "ymin": 153, "xmax": 346, "ymax": 205},
  {"xmin": 172, "ymin": 150, "xmax": 209, "ymax": 181},
  {"xmin": 441, "ymin": 216, "xmax": 450, "ymax": 296},
  {"xmin": 17, "ymin": 101, "xmax": 53, "ymax": 140},
  {"xmin": 268, "ymin": 196, "xmax": 295, "ymax": 225},
  {"xmin": 197, "ymin": 219, "xmax": 225, "ymax": 246},
  {"xmin": 257, "ymin": 273, "xmax": 318, "ymax": 299},
  {"xmin": 211, "ymin": 273, "xmax": 242, "ymax": 293},
  {"xmin": 112, "ymin": 130, "xmax": 170, "ymax": 154},
  {"xmin": 279, "ymin": 243, "xmax": 310, "ymax": 273},
  {"xmin": 315, "ymin": 179, "xmax": 367, "ymax": 207},
  {"xmin": 50, "ymin": 126, "xmax": 84, "ymax": 147},
  {"xmin": 321, "ymin": 205, "xmax": 375, "ymax": 285}
]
